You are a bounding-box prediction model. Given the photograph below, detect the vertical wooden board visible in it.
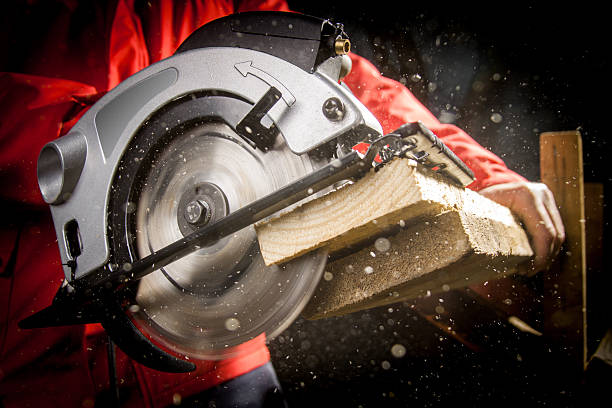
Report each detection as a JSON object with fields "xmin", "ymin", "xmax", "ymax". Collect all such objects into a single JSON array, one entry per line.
[
  {"xmin": 540, "ymin": 130, "xmax": 587, "ymax": 371},
  {"xmin": 584, "ymin": 183, "xmax": 604, "ymax": 273},
  {"xmin": 584, "ymin": 182, "xmax": 604, "ymax": 356}
]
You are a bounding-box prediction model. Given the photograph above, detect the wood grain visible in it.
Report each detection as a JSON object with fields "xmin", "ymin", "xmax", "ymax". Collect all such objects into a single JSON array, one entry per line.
[
  {"xmin": 540, "ymin": 130, "xmax": 587, "ymax": 371},
  {"xmin": 256, "ymin": 158, "xmax": 526, "ymax": 266}
]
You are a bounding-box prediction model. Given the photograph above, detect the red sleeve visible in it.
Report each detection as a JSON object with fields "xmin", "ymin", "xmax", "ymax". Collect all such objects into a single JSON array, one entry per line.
[{"xmin": 344, "ymin": 53, "xmax": 526, "ymax": 191}]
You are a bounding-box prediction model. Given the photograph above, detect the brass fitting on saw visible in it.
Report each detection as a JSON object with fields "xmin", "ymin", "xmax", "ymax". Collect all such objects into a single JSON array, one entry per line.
[{"xmin": 334, "ymin": 38, "xmax": 351, "ymax": 55}]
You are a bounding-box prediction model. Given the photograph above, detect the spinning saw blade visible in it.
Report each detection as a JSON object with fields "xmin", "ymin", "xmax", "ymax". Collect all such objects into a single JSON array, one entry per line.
[{"xmin": 131, "ymin": 121, "xmax": 326, "ymax": 359}]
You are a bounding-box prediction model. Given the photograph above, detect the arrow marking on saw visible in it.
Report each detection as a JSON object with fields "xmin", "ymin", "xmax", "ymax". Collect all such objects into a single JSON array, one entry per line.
[{"xmin": 234, "ymin": 61, "xmax": 296, "ymax": 106}]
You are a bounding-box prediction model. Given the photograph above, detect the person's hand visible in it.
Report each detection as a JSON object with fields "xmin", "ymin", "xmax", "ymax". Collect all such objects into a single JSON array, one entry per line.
[{"xmin": 479, "ymin": 181, "xmax": 565, "ymax": 276}]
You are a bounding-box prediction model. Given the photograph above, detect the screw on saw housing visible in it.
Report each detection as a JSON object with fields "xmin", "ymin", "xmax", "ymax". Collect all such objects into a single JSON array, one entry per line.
[{"xmin": 322, "ymin": 97, "xmax": 345, "ymax": 121}]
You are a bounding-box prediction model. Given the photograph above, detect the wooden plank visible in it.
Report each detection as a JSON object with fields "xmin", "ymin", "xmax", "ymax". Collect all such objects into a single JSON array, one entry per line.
[
  {"xmin": 256, "ymin": 158, "xmax": 529, "ymax": 266},
  {"xmin": 584, "ymin": 182, "xmax": 604, "ymax": 356},
  {"xmin": 584, "ymin": 182, "xmax": 604, "ymax": 274},
  {"xmin": 254, "ymin": 156, "xmax": 533, "ymax": 319},
  {"xmin": 540, "ymin": 130, "xmax": 587, "ymax": 371}
]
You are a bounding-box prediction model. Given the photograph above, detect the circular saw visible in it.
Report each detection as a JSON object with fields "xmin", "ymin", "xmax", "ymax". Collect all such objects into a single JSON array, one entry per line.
[{"xmin": 23, "ymin": 11, "xmax": 474, "ymax": 372}]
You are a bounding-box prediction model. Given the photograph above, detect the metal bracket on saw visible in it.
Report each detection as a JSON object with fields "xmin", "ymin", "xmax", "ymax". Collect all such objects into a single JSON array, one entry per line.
[
  {"xmin": 236, "ymin": 86, "xmax": 283, "ymax": 151},
  {"xmin": 373, "ymin": 121, "xmax": 475, "ymax": 187}
]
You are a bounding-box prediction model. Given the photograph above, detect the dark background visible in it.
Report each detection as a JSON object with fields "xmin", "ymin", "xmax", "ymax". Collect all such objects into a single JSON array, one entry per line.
[{"xmin": 268, "ymin": 2, "xmax": 611, "ymax": 407}]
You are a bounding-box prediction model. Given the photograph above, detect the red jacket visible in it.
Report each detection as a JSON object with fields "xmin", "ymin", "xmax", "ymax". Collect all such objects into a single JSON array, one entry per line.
[{"xmin": 0, "ymin": 1, "xmax": 525, "ymax": 407}]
